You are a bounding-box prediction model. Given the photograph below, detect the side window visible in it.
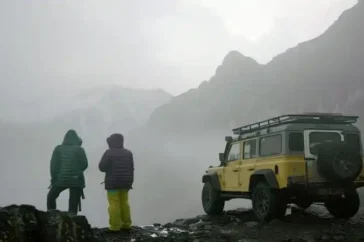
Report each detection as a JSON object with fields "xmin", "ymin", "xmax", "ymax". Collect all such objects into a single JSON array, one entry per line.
[
  {"xmin": 259, "ymin": 134, "xmax": 282, "ymax": 156},
  {"xmin": 243, "ymin": 139, "xmax": 257, "ymax": 159},
  {"xmin": 227, "ymin": 142, "xmax": 241, "ymax": 162},
  {"xmin": 289, "ymin": 132, "xmax": 304, "ymax": 152}
]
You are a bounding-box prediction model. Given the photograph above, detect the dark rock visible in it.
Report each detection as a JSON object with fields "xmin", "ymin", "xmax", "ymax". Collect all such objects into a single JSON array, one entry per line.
[
  {"xmin": 181, "ymin": 217, "xmax": 200, "ymax": 226},
  {"xmin": 164, "ymin": 222, "xmax": 173, "ymax": 228},
  {"xmin": 243, "ymin": 221, "xmax": 258, "ymax": 227},
  {"xmin": 3, "ymin": 204, "xmax": 364, "ymax": 241},
  {"xmin": 0, "ymin": 205, "xmax": 93, "ymax": 242},
  {"xmin": 204, "ymin": 224, "xmax": 213, "ymax": 230}
]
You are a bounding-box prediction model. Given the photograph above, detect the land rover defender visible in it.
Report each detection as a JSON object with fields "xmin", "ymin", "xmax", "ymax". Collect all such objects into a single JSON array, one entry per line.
[{"xmin": 201, "ymin": 113, "xmax": 364, "ymax": 221}]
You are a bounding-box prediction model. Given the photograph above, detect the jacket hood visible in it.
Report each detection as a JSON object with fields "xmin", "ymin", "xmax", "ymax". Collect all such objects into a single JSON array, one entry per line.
[
  {"xmin": 106, "ymin": 133, "xmax": 124, "ymax": 148},
  {"xmin": 62, "ymin": 129, "xmax": 82, "ymax": 146}
]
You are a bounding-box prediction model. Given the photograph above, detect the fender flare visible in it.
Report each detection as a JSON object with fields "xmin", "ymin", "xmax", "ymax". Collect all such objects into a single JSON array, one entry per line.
[
  {"xmin": 249, "ymin": 169, "xmax": 279, "ymax": 191},
  {"xmin": 202, "ymin": 173, "xmax": 221, "ymax": 191}
]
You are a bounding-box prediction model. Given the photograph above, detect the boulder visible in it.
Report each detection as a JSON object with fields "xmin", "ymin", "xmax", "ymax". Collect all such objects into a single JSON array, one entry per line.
[{"xmin": 0, "ymin": 205, "xmax": 93, "ymax": 242}]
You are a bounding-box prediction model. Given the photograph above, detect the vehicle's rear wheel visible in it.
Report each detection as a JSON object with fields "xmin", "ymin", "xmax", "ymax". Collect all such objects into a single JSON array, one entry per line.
[
  {"xmin": 251, "ymin": 181, "xmax": 286, "ymax": 222},
  {"xmin": 324, "ymin": 190, "xmax": 360, "ymax": 219},
  {"xmin": 201, "ymin": 182, "xmax": 225, "ymax": 215}
]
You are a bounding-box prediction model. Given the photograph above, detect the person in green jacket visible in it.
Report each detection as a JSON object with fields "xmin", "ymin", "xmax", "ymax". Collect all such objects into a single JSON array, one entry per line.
[{"xmin": 47, "ymin": 129, "xmax": 88, "ymax": 214}]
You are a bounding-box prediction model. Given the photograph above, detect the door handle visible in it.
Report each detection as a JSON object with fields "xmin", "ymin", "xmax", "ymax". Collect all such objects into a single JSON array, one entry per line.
[
  {"xmin": 233, "ymin": 169, "xmax": 239, "ymax": 172},
  {"xmin": 248, "ymin": 168, "xmax": 255, "ymax": 171}
]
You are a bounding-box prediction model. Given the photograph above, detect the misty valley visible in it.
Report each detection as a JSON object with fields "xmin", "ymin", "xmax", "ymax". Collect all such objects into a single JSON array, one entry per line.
[{"xmin": 1, "ymin": 1, "xmax": 364, "ymax": 241}]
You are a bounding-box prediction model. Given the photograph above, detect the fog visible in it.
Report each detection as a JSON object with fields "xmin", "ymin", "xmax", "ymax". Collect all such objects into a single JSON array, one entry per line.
[
  {"xmin": 0, "ymin": 127, "xmax": 251, "ymax": 226},
  {"xmin": 0, "ymin": 1, "xmax": 357, "ymax": 104},
  {"xmin": 0, "ymin": 0, "xmax": 363, "ymax": 228},
  {"xmin": 1, "ymin": 123, "xmax": 363, "ymax": 227}
]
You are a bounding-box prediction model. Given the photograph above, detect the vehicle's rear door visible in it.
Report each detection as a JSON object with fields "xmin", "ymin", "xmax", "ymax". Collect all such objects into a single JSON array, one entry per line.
[{"xmin": 303, "ymin": 129, "xmax": 343, "ymax": 182}]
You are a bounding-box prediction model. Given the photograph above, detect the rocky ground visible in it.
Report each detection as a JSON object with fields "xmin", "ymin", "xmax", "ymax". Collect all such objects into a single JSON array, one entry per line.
[{"xmin": 2, "ymin": 204, "xmax": 364, "ymax": 242}]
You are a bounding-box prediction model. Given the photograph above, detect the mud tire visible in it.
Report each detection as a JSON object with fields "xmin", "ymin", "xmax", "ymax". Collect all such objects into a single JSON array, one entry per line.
[
  {"xmin": 325, "ymin": 190, "xmax": 360, "ymax": 219},
  {"xmin": 252, "ymin": 182, "xmax": 286, "ymax": 222},
  {"xmin": 201, "ymin": 182, "xmax": 225, "ymax": 215},
  {"xmin": 316, "ymin": 141, "xmax": 362, "ymax": 182}
]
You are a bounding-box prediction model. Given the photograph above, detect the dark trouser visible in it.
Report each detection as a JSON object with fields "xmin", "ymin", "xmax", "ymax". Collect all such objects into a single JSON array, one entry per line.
[{"xmin": 47, "ymin": 186, "xmax": 82, "ymax": 214}]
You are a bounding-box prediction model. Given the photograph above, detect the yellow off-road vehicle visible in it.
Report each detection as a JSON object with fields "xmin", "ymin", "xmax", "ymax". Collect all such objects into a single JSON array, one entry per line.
[{"xmin": 202, "ymin": 113, "xmax": 364, "ymax": 221}]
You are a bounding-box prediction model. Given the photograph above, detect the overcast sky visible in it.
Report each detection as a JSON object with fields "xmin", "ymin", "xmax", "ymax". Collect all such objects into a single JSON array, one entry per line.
[{"xmin": 0, "ymin": 0, "xmax": 357, "ymax": 100}]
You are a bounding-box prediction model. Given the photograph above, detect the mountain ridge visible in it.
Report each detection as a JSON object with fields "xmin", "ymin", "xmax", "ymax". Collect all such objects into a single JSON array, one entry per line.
[
  {"xmin": 0, "ymin": 85, "xmax": 172, "ymax": 123},
  {"xmin": 148, "ymin": 0, "xmax": 364, "ymax": 134}
]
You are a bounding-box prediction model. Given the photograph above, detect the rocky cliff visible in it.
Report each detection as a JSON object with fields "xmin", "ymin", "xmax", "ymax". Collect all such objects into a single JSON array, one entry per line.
[
  {"xmin": 0, "ymin": 205, "xmax": 93, "ymax": 242},
  {"xmin": 2, "ymin": 204, "xmax": 364, "ymax": 242}
]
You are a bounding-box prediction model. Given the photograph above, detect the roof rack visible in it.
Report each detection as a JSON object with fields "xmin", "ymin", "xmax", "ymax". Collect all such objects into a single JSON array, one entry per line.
[{"xmin": 232, "ymin": 113, "xmax": 359, "ymax": 135}]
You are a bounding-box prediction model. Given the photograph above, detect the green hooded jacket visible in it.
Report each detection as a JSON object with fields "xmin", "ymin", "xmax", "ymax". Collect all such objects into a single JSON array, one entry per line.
[{"xmin": 50, "ymin": 129, "xmax": 88, "ymax": 188}]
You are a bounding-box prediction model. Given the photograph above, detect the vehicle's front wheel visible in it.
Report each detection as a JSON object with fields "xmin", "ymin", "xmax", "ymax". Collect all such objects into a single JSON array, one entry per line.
[
  {"xmin": 201, "ymin": 182, "xmax": 225, "ymax": 215},
  {"xmin": 325, "ymin": 190, "xmax": 360, "ymax": 219},
  {"xmin": 252, "ymin": 181, "xmax": 286, "ymax": 222}
]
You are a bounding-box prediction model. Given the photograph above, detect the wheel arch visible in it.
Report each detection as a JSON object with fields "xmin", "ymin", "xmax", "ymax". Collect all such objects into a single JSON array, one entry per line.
[
  {"xmin": 202, "ymin": 172, "xmax": 221, "ymax": 191},
  {"xmin": 249, "ymin": 169, "xmax": 279, "ymax": 192}
]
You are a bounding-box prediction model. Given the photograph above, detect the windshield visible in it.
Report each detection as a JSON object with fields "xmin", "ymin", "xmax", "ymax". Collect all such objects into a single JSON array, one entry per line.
[{"xmin": 309, "ymin": 131, "xmax": 341, "ymax": 154}]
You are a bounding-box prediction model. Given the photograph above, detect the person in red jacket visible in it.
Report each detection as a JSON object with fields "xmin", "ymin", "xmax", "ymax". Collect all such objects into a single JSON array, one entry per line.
[{"xmin": 99, "ymin": 133, "xmax": 134, "ymax": 233}]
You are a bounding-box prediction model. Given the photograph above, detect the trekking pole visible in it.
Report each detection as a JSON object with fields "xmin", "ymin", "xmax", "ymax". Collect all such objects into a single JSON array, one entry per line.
[
  {"xmin": 78, "ymin": 198, "xmax": 82, "ymax": 212},
  {"xmin": 78, "ymin": 189, "xmax": 85, "ymax": 212}
]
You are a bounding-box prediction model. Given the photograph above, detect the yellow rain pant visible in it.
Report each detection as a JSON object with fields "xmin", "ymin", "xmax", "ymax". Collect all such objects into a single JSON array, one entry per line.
[{"xmin": 107, "ymin": 189, "xmax": 132, "ymax": 231}]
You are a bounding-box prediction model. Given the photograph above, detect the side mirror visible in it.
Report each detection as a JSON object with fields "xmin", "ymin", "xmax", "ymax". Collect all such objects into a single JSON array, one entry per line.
[{"xmin": 219, "ymin": 153, "xmax": 225, "ymax": 162}]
